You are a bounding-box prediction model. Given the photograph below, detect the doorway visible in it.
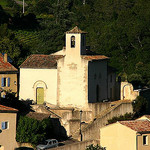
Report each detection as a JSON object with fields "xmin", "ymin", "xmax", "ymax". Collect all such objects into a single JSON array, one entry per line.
[{"xmin": 36, "ymin": 87, "xmax": 44, "ymax": 104}]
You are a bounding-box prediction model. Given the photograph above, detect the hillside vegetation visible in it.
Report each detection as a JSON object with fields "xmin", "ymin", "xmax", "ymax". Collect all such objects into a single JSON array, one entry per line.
[{"xmin": 0, "ymin": 0, "xmax": 150, "ymax": 87}]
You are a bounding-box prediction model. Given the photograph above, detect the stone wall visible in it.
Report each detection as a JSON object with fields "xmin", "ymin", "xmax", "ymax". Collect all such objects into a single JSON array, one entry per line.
[
  {"xmin": 51, "ymin": 140, "xmax": 100, "ymax": 150},
  {"xmin": 80, "ymin": 101, "xmax": 133, "ymax": 141},
  {"xmin": 120, "ymin": 82, "xmax": 139, "ymax": 100}
]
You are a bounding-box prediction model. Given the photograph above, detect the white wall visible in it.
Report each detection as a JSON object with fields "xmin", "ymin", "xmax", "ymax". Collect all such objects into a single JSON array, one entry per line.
[
  {"xmin": 57, "ymin": 57, "xmax": 89, "ymax": 109},
  {"xmin": 19, "ymin": 68, "xmax": 57, "ymax": 105}
]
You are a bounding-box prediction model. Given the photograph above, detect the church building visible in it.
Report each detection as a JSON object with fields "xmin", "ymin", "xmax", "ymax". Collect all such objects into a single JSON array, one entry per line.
[{"xmin": 19, "ymin": 26, "xmax": 116, "ymax": 109}]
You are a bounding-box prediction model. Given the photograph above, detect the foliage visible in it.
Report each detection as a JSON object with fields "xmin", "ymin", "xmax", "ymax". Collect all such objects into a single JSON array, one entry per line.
[
  {"xmin": 16, "ymin": 116, "xmax": 53, "ymax": 145},
  {"xmin": 16, "ymin": 116, "xmax": 45, "ymax": 144},
  {"xmin": 107, "ymin": 113, "xmax": 134, "ymax": 124},
  {"xmin": 0, "ymin": 0, "xmax": 150, "ymax": 86},
  {"xmin": 0, "ymin": 91, "xmax": 31, "ymax": 115},
  {"xmin": 86, "ymin": 144, "xmax": 106, "ymax": 150},
  {"xmin": 128, "ymin": 73, "xmax": 143, "ymax": 89},
  {"xmin": 132, "ymin": 96, "xmax": 148, "ymax": 117}
]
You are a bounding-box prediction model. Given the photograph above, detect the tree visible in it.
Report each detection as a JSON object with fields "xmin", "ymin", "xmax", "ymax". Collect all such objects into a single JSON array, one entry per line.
[
  {"xmin": 132, "ymin": 96, "xmax": 148, "ymax": 117},
  {"xmin": 16, "ymin": 116, "xmax": 46, "ymax": 144}
]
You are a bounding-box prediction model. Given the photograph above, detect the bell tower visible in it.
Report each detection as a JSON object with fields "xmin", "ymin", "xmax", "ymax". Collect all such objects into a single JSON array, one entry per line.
[{"xmin": 65, "ymin": 26, "xmax": 87, "ymax": 58}]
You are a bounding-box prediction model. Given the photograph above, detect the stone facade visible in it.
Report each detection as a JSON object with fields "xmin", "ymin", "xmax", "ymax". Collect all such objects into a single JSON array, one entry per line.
[{"xmin": 19, "ymin": 26, "xmax": 116, "ymax": 109}]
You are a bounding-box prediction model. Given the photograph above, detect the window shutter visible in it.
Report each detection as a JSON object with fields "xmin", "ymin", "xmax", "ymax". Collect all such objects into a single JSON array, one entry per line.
[
  {"xmin": 1, "ymin": 122, "xmax": 5, "ymax": 130},
  {"xmin": 1, "ymin": 78, "xmax": 4, "ymax": 87},
  {"xmin": 8, "ymin": 78, "xmax": 10, "ymax": 87}
]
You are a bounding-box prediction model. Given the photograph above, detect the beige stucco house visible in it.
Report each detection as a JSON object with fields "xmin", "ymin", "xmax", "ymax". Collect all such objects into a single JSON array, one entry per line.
[
  {"xmin": 100, "ymin": 120, "xmax": 150, "ymax": 150},
  {"xmin": 19, "ymin": 26, "xmax": 117, "ymax": 109},
  {"xmin": 0, "ymin": 105, "xmax": 18, "ymax": 150},
  {"xmin": 0, "ymin": 53, "xmax": 18, "ymax": 97}
]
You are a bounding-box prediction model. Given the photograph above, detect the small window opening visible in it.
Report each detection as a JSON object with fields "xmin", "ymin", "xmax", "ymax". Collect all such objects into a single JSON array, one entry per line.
[
  {"xmin": 1, "ymin": 121, "xmax": 9, "ymax": 130},
  {"xmin": 71, "ymin": 36, "xmax": 75, "ymax": 48},
  {"xmin": 96, "ymin": 85, "xmax": 100, "ymax": 102},
  {"xmin": 143, "ymin": 135, "xmax": 148, "ymax": 145}
]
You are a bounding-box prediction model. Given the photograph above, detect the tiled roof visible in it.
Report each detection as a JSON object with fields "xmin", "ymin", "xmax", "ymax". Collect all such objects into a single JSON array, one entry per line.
[
  {"xmin": 66, "ymin": 26, "xmax": 87, "ymax": 34},
  {"xmin": 119, "ymin": 120, "xmax": 150, "ymax": 132},
  {"xmin": 81, "ymin": 55, "xmax": 109, "ymax": 61},
  {"xmin": 143, "ymin": 115, "xmax": 150, "ymax": 120},
  {"xmin": 0, "ymin": 105, "xmax": 18, "ymax": 113},
  {"xmin": 0, "ymin": 54, "xmax": 18, "ymax": 72},
  {"xmin": 20, "ymin": 54, "xmax": 64, "ymax": 69},
  {"xmin": 26, "ymin": 112, "xmax": 50, "ymax": 121}
]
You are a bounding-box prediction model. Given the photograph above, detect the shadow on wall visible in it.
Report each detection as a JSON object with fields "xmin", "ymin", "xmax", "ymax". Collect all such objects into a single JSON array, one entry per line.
[{"xmin": 51, "ymin": 118, "xmax": 68, "ymax": 141}]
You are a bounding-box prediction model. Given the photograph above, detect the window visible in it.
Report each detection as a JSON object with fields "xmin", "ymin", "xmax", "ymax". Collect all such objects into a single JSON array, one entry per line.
[
  {"xmin": 96, "ymin": 85, "xmax": 100, "ymax": 102},
  {"xmin": 143, "ymin": 135, "xmax": 148, "ymax": 145},
  {"xmin": 71, "ymin": 36, "xmax": 75, "ymax": 48},
  {"xmin": 1, "ymin": 121, "xmax": 9, "ymax": 130},
  {"xmin": 1, "ymin": 77, "xmax": 10, "ymax": 87}
]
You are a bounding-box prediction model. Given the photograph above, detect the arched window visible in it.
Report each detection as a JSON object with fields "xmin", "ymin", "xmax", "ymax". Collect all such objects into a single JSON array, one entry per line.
[{"xmin": 71, "ymin": 36, "xmax": 75, "ymax": 48}]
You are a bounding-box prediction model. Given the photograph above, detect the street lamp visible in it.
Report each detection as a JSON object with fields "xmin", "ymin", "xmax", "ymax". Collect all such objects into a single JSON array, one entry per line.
[{"xmin": 80, "ymin": 110, "xmax": 83, "ymax": 141}]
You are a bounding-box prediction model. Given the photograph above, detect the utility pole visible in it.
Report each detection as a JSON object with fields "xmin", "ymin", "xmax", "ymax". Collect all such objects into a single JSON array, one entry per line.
[
  {"xmin": 23, "ymin": 0, "xmax": 25, "ymax": 14},
  {"xmin": 83, "ymin": 0, "xmax": 85, "ymax": 5}
]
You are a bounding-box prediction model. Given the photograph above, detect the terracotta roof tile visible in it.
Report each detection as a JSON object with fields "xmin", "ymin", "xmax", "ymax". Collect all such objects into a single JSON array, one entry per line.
[
  {"xmin": 119, "ymin": 120, "xmax": 150, "ymax": 132},
  {"xmin": 0, "ymin": 54, "xmax": 18, "ymax": 72},
  {"xmin": 81, "ymin": 55, "xmax": 109, "ymax": 61},
  {"xmin": 143, "ymin": 115, "xmax": 150, "ymax": 120},
  {"xmin": 20, "ymin": 54, "xmax": 64, "ymax": 69},
  {"xmin": 0, "ymin": 105, "xmax": 18, "ymax": 113},
  {"xmin": 26, "ymin": 112, "xmax": 50, "ymax": 121},
  {"xmin": 66, "ymin": 26, "xmax": 87, "ymax": 34}
]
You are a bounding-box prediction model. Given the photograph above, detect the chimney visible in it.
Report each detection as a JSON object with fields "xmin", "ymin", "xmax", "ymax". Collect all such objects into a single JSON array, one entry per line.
[{"xmin": 4, "ymin": 53, "xmax": 7, "ymax": 62}]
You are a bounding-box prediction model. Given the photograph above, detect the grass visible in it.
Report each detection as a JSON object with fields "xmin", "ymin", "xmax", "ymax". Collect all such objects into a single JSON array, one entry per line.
[{"xmin": 14, "ymin": 30, "xmax": 39, "ymax": 46}]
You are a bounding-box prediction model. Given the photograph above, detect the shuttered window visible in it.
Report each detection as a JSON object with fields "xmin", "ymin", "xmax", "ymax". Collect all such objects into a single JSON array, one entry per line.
[
  {"xmin": 7, "ymin": 78, "xmax": 10, "ymax": 87},
  {"xmin": 1, "ymin": 122, "xmax": 9, "ymax": 130},
  {"xmin": 1, "ymin": 78, "xmax": 10, "ymax": 87}
]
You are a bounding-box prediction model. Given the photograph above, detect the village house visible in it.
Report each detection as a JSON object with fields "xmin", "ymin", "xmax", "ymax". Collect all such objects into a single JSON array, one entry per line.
[
  {"xmin": 100, "ymin": 120, "xmax": 150, "ymax": 150},
  {"xmin": 0, "ymin": 53, "xmax": 18, "ymax": 98},
  {"xmin": 0, "ymin": 105, "xmax": 18, "ymax": 150},
  {"xmin": 137, "ymin": 115, "xmax": 150, "ymax": 121},
  {"xmin": 19, "ymin": 26, "xmax": 118, "ymax": 109}
]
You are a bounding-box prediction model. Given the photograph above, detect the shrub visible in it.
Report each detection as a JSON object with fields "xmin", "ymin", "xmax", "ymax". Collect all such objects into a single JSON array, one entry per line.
[
  {"xmin": 16, "ymin": 116, "xmax": 46, "ymax": 144},
  {"xmin": 108, "ymin": 113, "xmax": 134, "ymax": 124},
  {"xmin": 86, "ymin": 144, "xmax": 106, "ymax": 150}
]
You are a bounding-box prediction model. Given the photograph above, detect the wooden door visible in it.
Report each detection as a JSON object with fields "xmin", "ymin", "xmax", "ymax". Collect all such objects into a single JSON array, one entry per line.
[{"xmin": 36, "ymin": 87, "xmax": 44, "ymax": 104}]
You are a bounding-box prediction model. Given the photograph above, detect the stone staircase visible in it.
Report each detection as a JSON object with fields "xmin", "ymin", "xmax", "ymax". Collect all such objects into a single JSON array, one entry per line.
[{"xmin": 72, "ymin": 100, "xmax": 133, "ymax": 141}]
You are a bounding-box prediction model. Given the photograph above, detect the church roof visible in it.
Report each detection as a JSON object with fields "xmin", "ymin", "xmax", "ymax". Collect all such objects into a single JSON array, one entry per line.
[
  {"xmin": 81, "ymin": 55, "xmax": 109, "ymax": 61},
  {"xmin": 66, "ymin": 26, "xmax": 87, "ymax": 34},
  {"xmin": 119, "ymin": 120, "xmax": 150, "ymax": 133},
  {"xmin": 0, "ymin": 54, "xmax": 18, "ymax": 72},
  {"xmin": 20, "ymin": 54, "xmax": 64, "ymax": 69}
]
